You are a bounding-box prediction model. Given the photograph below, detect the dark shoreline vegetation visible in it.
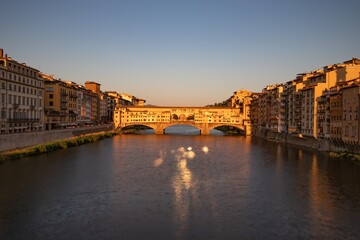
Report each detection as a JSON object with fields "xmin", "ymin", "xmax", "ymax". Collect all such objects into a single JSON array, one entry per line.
[
  {"xmin": 0, "ymin": 131, "xmax": 117, "ymax": 163},
  {"xmin": 0, "ymin": 126, "xmax": 150, "ymax": 163},
  {"xmin": 329, "ymin": 152, "xmax": 360, "ymax": 164}
]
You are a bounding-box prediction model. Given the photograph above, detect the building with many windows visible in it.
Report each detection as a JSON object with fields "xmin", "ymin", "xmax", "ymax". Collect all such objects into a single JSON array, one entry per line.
[
  {"xmin": 341, "ymin": 83, "xmax": 360, "ymax": 142},
  {"xmin": 42, "ymin": 74, "xmax": 78, "ymax": 130},
  {"xmin": 0, "ymin": 49, "xmax": 44, "ymax": 134}
]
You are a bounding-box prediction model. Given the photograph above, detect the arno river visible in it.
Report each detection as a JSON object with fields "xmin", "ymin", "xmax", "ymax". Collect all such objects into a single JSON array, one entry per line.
[{"xmin": 1, "ymin": 126, "xmax": 360, "ymax": 239}]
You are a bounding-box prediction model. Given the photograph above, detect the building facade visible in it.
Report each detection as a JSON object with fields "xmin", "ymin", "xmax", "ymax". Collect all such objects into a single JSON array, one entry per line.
[
  {"xmin": 42, "ymin": 74, "xmax": 78, "ymax": 130},
  {"xmin": 0, "ymin": 49, "xmax": 44, "ymax": 134},
  {"xmin": 341, "ymin": 84, "xmax": 359, "ymax": 142}
]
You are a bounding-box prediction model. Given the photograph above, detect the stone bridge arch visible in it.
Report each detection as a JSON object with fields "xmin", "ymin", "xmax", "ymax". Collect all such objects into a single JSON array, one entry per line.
[
  {"xmin": 209, "ymin": 123, "xmax": 246, "ymax": 135},
  {"xmin": 163, "ymin": 122, "xmax": 201, "ymax": 132},
  {"xmin": 114, "ymin": 106, "xmax": 249, "ymax": 135},
  {"xmin": 118, "ymin": 123, "xmax": 156, "ymax": 132}
]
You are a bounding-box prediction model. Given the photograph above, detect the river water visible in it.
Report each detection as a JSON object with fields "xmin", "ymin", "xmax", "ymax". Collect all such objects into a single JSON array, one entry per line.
[{"xmin": 1, "ymin": 126, "xmax": 360, "ymax": 239}]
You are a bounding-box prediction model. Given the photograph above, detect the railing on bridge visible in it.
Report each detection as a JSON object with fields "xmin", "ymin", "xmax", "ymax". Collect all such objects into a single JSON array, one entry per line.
[{"xmin": 114, "ymin": 106, "xmax": 250, "ymax": 135}]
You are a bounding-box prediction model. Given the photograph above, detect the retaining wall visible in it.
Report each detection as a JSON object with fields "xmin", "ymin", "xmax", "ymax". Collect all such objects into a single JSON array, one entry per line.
[
  {"xmin": 257, "ymin": 130, "xmax": 360, "ymax": 154},
  {"xmin": 0, "ymin": 124, "xmax": 114, "ymax": 152}
]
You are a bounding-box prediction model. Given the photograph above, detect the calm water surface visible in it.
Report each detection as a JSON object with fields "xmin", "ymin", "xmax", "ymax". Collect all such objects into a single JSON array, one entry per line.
[{"xmin": 1, "ymin": 126, "xmax": 360, "ymax": 239}]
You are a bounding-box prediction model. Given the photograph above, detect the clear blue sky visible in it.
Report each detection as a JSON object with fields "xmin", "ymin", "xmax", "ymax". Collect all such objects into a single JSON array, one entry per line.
[{"xmin": 1, "ymin": 0, "xmax": 359, "ymax": 106}]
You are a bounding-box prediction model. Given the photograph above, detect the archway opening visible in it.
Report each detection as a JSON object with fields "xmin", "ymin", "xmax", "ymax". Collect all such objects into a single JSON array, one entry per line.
[
  {"xmin": 178, "ymin": 114, "xmax": 187, "ymax": 121},
  {"xmin": 186, "ymin": 114, "xmax": 194, "ymax": 120},
  {"xmin": 213, "ymin": 126, "xmax": 245, "ymax": 135},
  {"xmin": 164, "ymin": 124, "xmax": 200, "ymax": 135},
  {"xmin": 121, "ymin": 125, "xmax": 154, "ymax": 134}
]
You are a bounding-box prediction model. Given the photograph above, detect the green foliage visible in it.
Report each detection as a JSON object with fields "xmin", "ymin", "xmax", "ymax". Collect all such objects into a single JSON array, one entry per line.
[
  {"xmin": 0, "ymin": 131, "xmax": 117, "ymax": 163},
  {"xmin": 329, "ymin": 152, "xmax": 360, "ymax": 162}
]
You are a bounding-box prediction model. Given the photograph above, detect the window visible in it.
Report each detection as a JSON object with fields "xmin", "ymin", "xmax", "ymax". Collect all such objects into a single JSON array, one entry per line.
[
  {"xmin": 49, "ymin": 101, "xmax": 53, "ymax": 106},
  {"xmin": 344, "ymin": 126, "xmax": 349, "ymax": 137},
  {"xmin": 352, "ymin": 126, "xmax": 357, "ymax": 137},
  {"xmin": 49, "ymin": 94, "xmax": 53, "ymax": 99}
]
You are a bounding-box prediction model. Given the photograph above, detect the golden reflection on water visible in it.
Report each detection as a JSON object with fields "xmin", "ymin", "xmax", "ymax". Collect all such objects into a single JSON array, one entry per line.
[
  {"xmin": 153, "ymin": 150, "xmax": 166, "ymax": 167},
  {"xmin": 171, "ymin": 146, "xmax": 197, "ymax": 239},
  {"xmin": 309, "ymin": 154, "xmax": 335, "ymax": 234}
]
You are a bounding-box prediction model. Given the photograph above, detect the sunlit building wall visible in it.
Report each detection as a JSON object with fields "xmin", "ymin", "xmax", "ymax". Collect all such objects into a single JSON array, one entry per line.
[
  {"xmin": 0, "ymin": 49, "xmax": 44, "ymax": 134},
  {"xmin": 42, "ymin": 74, "xmax": 78, "ymax": 130}
]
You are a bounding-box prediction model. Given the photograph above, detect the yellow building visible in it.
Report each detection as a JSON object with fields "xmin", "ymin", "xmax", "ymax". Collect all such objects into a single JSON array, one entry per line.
[
  {"xmin": 42, "ymin": 74, "xmax": 78, "ymax": 130},
  {"xmin": 335, "ymin": 58, "xmax": 360, "ymax": 85},
  {"xmin": 0, "ymin": 49, "xmax": 44, "ymax": 134},
  {"xmin": 84, "ymin": 81, "xmax": 101, "ymax": 123}
]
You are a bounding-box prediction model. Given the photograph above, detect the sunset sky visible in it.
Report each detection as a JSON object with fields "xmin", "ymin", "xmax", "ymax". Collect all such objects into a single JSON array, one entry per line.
[{"xmin": 1, "ymin": 0, "xmax": 360, "ymax": 106}]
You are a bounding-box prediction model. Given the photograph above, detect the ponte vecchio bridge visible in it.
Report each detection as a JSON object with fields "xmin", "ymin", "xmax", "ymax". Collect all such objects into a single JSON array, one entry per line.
[{"xmin": 114, "ymin": 106, "xmax": 250, "ymax": 135}]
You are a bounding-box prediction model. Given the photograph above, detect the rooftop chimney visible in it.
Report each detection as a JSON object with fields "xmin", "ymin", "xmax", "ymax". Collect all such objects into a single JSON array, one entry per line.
[{"xmin": 0, "ymin": 48, "xmax": 3, "ymax": 58}]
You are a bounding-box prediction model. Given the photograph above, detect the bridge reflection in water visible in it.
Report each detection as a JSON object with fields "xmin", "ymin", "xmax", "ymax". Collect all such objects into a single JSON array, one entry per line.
[{"xmin": 114, "ymin": 106, "xmax": 250, "ymax": 135}]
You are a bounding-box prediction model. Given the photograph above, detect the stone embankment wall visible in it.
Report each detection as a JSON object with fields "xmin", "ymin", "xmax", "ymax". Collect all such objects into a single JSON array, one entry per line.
[
  {"xmin": 0, "ymin": 124, "xmax": 114, "ymax": 152},
  {"xmin": 258, "ymin": 130, "xmax": 360, "ymax": 154}
]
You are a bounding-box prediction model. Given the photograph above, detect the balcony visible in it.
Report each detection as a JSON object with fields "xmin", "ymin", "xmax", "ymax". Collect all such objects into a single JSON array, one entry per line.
[
  {"xmin": 7, "ymin": 118, "xmax": 39, "ymax": 123},
  {"xmin": 13, "ymin": 103, "xmax": 19, "ymax": 108},
  {"xmin": 46, "ymin": 110, "xmax": 60, "ymax": 116}
]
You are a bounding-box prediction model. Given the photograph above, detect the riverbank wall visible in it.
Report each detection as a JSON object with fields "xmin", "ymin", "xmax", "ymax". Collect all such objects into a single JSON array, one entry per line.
[
  {"xmin": 0, "ymin": 124, "xmax": 114, "ymax": 152},
  {"xmin": 257, "ymin": 130, "xmax": 360, "ymax": 154}
]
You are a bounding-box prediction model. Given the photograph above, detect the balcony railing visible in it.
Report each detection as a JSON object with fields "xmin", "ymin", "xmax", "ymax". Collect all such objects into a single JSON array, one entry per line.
[{"xmin": 7, "ymin": 118, "xmax": 39, "ymax": 123}]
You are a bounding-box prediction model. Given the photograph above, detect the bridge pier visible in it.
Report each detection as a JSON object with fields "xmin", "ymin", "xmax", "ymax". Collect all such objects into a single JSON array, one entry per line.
[
  {"xmin": 200, "ymin": 129, "xmax": 210, "ymax": 135},
  {"xmin": 200, "ymin": 123, "xmax": 211, "ymax": 135},
  {"xmin": 154, "ymin": 127, "xmax": 165, "ymax": 135}
]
